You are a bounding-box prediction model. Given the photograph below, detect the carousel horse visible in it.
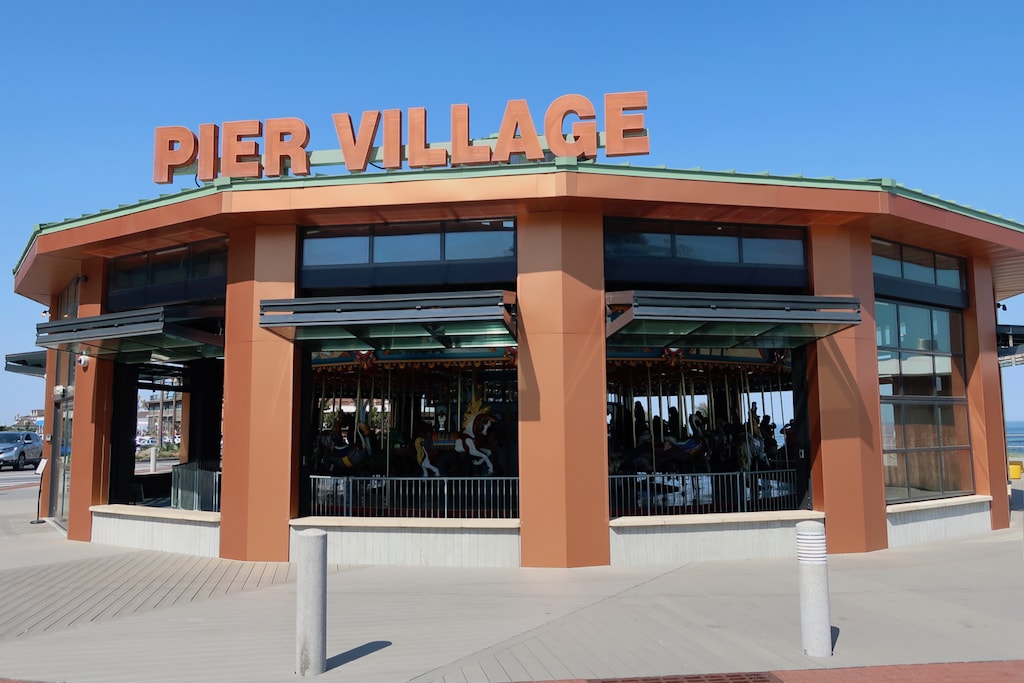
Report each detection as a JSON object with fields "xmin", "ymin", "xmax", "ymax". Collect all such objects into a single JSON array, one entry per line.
[
  {"xmin": 328, "ymin": 422, "xmax": 375, "ymax": 474},
  {"xmin": 414, "ymin": 436, "xmax": 441, "ymax": 477},
  {"xmin": 454, "ymin": 397, "xmax": 496, "ymax": 475},
  {"xmin": 736, "ymin": 428, "xmax": 770, "ymax": 471}
]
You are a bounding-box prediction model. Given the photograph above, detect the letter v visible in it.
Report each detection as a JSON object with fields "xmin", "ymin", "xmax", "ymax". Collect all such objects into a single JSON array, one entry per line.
[{"xmin": 332, "ymin": 111, "xmax": 381, "ymax": 172}]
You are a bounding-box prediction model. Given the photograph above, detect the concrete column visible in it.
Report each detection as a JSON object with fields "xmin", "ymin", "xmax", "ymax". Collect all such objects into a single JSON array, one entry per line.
[
  {"xmin": 220, "ymin": 225, "xmax": 300, "ymax": 561},
  {"xmin": 796, "ymin": 520, "xmax": 832, "ymax": 657},
  {"xmin": 806, "ymin": 224, "xmax": 888, "ymax": 553},
  {"xmin": 295, "ymin": 528, "xmax": 327, "ymax": 677},
  {"xmin": 517, "ymin": 210, "xmax": 609, "ymax": 568}
]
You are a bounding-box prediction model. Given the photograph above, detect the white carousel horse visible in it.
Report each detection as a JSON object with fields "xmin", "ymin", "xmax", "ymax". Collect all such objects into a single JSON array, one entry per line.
[
  {"xmin": 414, "ymin": 436, "xmax": 440, "ymax": 477},
  {"xmin": 454, "ymin": 397, "xmax": 496, "ymax": 475}
]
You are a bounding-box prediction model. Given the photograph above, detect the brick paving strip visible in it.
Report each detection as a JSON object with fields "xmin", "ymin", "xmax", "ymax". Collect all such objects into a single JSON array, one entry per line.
[{"xmin": 510, "ymin": 661, "xmax": 1024, "ymax": 682}]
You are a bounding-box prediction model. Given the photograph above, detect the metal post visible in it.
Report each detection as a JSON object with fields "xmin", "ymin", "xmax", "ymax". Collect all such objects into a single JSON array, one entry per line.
[
  {"xmin": 796, "ymin": 520, "xmax": 832, "ymax": 657},
  {"xmin": 295, "ymin": 528, "xmax": 327, "ymax": 677}
]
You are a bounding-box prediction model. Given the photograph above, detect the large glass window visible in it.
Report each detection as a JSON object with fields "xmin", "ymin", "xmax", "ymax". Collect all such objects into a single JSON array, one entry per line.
[
  {"xmin": 302, "ymin": 219, "xmax": 515, "ymax": 267},
  {"xmin": 108, "ymin": 238, "xmax": 228, "ymax": 310},
  {"xmin": 872, "ymin": 239, "xmax": 965, "ymax": 290},
  {"xmin": 877, "ymin": 299, "xmax": 972, "ymax": 502}
]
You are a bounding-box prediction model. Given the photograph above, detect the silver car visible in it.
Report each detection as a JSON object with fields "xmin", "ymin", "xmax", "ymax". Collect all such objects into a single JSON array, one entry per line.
[{"xmin": 0, "ymin": 432, "xmax": 43, "ymax": 471}]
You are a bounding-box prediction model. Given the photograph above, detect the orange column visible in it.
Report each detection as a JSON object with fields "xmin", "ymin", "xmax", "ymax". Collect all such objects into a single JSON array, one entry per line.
[
  {"xmin": 67, "ymin": 260, "xmax": 113, "ymax": 542},
  {"xmin": 219, "ymin": 225, "xmax": 300, "ymax": 561},
  {"xmin": 963, "ymin": 257, "xmax": 1010, "ymax": 529},
  {"xmin": 517, "ymin": 210, "xmax": 609, "ymax": 567},
  {"xmin": 807, "ymin": 224, "xmax": 888, "ymax": 553}
]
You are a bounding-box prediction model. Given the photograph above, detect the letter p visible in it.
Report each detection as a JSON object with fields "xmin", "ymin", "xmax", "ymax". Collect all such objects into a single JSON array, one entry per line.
[{"xmin": 153, "ymin": 126, "xmax": 198, "ymax": 184}]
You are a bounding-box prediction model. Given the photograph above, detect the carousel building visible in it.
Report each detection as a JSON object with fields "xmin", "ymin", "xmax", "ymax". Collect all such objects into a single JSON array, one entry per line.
[{"xmin": 11, "ymin": 96, "xmax": 1021, "ymax": 567}]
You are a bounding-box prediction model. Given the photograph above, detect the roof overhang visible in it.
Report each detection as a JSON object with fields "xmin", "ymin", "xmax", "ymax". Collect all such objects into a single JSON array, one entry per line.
[
  {"xmin": 260, "ymin": 290, "xmax": 516, "ymax": 353},
  {"xmin": 5, "ymin": 351, "xmax": 47, "ymax": 378},
  {"xmin": 35, "ymin": 306, "xmax": 224, "ymax": 364},
  {"xmin": 606, "ymin": 290, "xmax": 861, "ymax": 350}
]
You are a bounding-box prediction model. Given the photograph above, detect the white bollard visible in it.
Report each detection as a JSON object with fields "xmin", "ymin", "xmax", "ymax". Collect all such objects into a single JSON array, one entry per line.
[
  {"xmin": 295, "ymin": 529, "xmax": 327, "ymax": 677},
  {"xmin": 796, "ymin": 520, "xmax": 832, "ymax": 657}
]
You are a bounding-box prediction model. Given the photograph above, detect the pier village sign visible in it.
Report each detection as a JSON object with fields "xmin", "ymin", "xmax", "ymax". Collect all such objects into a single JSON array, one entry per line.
[{"xmin": 153, "ymin": 91, "xmax": 650, "ymax": 183}]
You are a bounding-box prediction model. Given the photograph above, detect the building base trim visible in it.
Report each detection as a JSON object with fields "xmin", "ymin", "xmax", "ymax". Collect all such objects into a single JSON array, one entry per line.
[
  {"xmin": 89, "ymin": 505, "xmax": 220, "ymax": 557},
  {"xmin": 610, "ymin": 510, "xmax": 826, "ymax": 565},
  {"xmin": 886, "ymin": 494, "xmax": 993, "ymax": 547},
  {"xmin": 289, "ymin": 519, "xmax": 520, "ymax": 567}
]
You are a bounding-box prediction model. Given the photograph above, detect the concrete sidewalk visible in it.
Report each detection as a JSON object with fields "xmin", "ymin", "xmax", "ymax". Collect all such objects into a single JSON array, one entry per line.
[{"xmin": 0, "ymin": 481, "xmax": 1021, "ymax": 683}]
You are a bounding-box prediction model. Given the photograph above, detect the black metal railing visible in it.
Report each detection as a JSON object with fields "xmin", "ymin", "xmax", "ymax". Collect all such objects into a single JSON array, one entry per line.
[
  {"xmin": 609, "ymin": 469, "xmax": 799, "ymax": 517},
  {"xmin": 307, "ymin": 470, "xmax": 799, "ymax": 519},
  {"xmin": 310, "ymin": 475, "xmax": 519, "ymax": 519},
  {"xmin": 171, "ymin": 461, "xmax": 221, "ymax": 512}
]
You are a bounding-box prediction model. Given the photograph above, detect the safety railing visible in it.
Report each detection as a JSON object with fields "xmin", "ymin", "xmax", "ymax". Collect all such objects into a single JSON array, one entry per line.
[
  {"xmin": 609, "ymin": 469, "xmax": 799, "ymax": 517},
  {"xmin": 310, "ymin": 475, "xmax": 519, "ymax": 519},
  {"xmin": 171, "ymin": 461, "xmax": 221, "ymax": 512},
  {"xmin": 308, "ymin": 470, "xmax": 798, "ymax": 520}
]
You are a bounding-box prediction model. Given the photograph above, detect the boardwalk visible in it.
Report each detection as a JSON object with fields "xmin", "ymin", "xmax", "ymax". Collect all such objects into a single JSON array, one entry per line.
[{"xmin": 0, "ymin": 482, "xmax": 1021, "ymax": 683}]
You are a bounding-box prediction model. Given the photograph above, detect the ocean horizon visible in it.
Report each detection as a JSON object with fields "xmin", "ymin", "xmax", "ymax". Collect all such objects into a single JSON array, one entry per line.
[{"xmin": 1006, "ymin": 420, "xmax": 1024, "ymax": 455}]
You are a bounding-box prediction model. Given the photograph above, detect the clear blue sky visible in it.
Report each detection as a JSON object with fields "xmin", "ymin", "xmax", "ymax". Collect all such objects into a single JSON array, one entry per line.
[{"xmin": 3, "ymin": 1, "xmax": 1024, "ymax": 421}]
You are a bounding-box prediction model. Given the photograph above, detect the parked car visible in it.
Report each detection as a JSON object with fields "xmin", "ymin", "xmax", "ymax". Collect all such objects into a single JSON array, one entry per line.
[
  {"xmin": 135, "ymin": 436, "xmax": 157, "ymax": 449},
  {"xmin": 0, "ymin": 431, "xmax": 44, "ymax": 471}
]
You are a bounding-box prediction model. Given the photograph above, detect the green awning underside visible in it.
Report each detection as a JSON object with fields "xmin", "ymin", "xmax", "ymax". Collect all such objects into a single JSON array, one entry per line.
[
  {"xmin": 260, "ymin": 290, "xmax": 517, "ymax": 353},
  {"xmin": 606, "ymin": 291, "xmax": 861, "ymax": 351},
  {"xmin": 35, "ymin": 307, "xmax": 224, "ymax": 364}
]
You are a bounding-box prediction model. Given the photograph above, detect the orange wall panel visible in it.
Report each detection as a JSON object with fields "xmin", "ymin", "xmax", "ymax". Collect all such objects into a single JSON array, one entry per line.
[
  {"xmin": 517, "ymin": 210, "xmax": 609, "ymax": 568},
  {"xmin": 807, "ymin": 224, "xmax": 888, "ymax": 553},
  {"xmin": 67, "ymin": 260, "xmax": 112, "ymax": 541},
  {"xmin": 219, "ymin": 225, "xmax": 299, "ymax": 562},
  {"xmin": 963, "ymin": 258, "xmax": 1011, "ymax": 529}
]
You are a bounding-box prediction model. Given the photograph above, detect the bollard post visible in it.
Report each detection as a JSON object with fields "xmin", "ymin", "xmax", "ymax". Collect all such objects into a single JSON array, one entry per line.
[
  {"xmin": 796, "ymin": 520, "xmax": 832, "ymax": 657},
  {"xmin": 296, "ymin": 529, "xmax": 327, "ymax": 677}
]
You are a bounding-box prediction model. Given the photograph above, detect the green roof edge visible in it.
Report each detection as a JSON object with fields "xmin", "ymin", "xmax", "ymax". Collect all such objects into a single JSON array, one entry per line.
[{"xmin": 15, "ymin": 161, "xmax": 1024, "ymax": 275}]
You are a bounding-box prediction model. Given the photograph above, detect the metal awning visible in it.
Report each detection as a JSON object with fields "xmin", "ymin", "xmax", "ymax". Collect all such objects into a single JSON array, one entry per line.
[
  {"xmin": 606, "ymin": 290, "xmax": 861, "ymax": 350},
  {"xmin": 260, "ymin": 290, "xmax": 516, "ymax": 352},
  {"xmin": 5, "ymin": 351, "xmax": 47, "ymax": 378},
  {"xmin": 35, "ymin": 307, "xmax": 224, "ymax": 364}
]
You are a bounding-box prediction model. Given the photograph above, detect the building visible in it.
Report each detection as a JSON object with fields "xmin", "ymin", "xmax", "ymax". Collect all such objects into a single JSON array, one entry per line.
[{"xmin": 10, "ymin": 92, "xmax": 1020, "ymax": 566}]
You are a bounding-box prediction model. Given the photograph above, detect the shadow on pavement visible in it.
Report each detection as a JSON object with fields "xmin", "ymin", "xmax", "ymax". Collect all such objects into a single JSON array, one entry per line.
[{"xmin": 327, "ymin": 640, "xmax": 391, "ymax": 671}]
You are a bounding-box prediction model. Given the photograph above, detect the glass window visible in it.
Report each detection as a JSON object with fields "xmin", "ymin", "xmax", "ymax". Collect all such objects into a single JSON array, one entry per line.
[
  {"xmin": 902, "ymin": 405, "xmax": 939, "ymax": 448},
  {"xmin": 190, "ymin": 240, "xmax": 228, "ymax": 278},
  {"xmin": 898, "ymin": 305, "xmax": 933, "ymax": 350},
  {"xmin": 902, "ymin": 246, "xmax": 935, "ymax": 284},
  {"xmin": 374, "ymin": 233, "xmax": 440, "ymax": 263},
  {"xmin": 938, "ymin": 404, "xmax": 969, "ymax": 446},
  {"xmin": 111, "ymin": 254, "xmax": 148, "ymax": 291},
  {"xmin": 878, "ymin": 350, "xmax": 898, "ymax": 396},
  {"xmin": 935, "ymin": 254, "xmax": 963, "ymax": 289},
  {"xmin": 941, "ymin": 450, "xmax": 974, "ymax": 494},
  {"xmin": 875, "ymin": 301, "xmax": 897, "ymax": 347},
  {"xmin": 899, "ymin": 352, "xmax": 934, "ymax": 396},
  {"xmin": 675, "ymin": 235, "xmax": 738, "ymax": 262},
  {"xmin": 877, "ymin": 298, "xmax": 970, "ymax": 503},
  {"xmin": 445, "ymin": 231, "xmax": 514, "ymax": 260},
  {"xmin": 607, "ymin": 231, "xmax": 673, "ymax": 257},
  {"xmin": 883, "ymin": 451, "xmax": 908, "ymax": 502},
  {"xmin": 149, "ymin": 248, "xmax": 189, "ymax": 286},
  {"xmin": 304, "ymin": 236, "xmax": 369, "ymax": 266},
  {"xmin": 872, "ymin": 239, "xmax": 901, "ymax": 277},
  {"xmin": 906, "ymin": 451, "xmax": 943, "ymax": 497},
  {"xmin": 880, "ymin": 404, "xmax": 898, "ymax": 448},
  {"xmin": 741, "ymin": 237, "xmax": 804, "ymax": 266}
]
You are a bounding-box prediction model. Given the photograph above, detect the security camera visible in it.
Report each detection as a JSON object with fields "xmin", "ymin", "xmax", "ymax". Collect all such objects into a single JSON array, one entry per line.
[{"xmin": 76, "ymin": 355, "xmax": 89, "ymax": 368}]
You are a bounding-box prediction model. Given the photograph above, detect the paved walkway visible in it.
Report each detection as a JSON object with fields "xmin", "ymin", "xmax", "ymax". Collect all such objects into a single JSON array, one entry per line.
[{"xmin": 0, "ymin": 481, "xmax": 1021, "ymax": 683}]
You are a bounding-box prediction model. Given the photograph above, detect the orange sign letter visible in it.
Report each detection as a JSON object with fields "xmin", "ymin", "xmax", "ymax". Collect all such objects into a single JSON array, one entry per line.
[
  {"xmin": 544, "ymin": 94, "xmax": 597, "ymax": 159},
  {"xmin": 264, "ymin": 117, "xmax": 310, "ymax": 177},
  {"xmin": 153, "ymin": 126, "xmax": 197, "ymax": 184},
  {"xmin": 604, "ymin": 91, "xmax": 649, "ymax": 157}
]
